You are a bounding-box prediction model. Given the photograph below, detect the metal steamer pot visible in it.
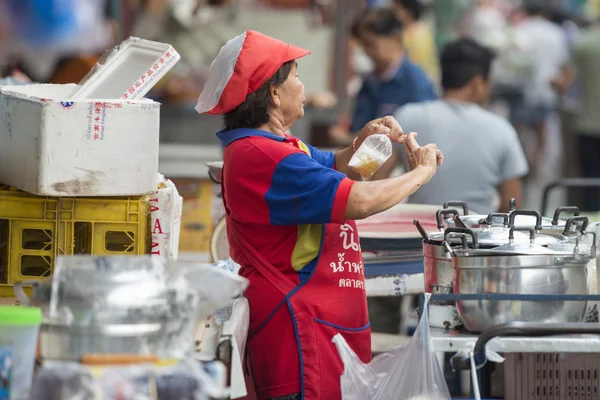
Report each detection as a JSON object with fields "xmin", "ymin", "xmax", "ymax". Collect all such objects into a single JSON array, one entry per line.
[
  {"xmin": 418, "ymin": 209, "xmax": 572, "ymax": 293},
  {"xmin": 445, "ymin": 200, "xmax": 581, "ymax": 235},
  {"xmin": 446, "ymin": 225, "xmax": 595, "ymax": 333},
  {"xmin": 417, "ymin": 208, "xmax": 475, "ymax": 293}
]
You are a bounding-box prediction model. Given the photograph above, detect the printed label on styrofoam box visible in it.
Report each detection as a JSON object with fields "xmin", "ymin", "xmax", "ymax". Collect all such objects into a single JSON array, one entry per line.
[{"xmin": 122, "ymin": 46, "xmax": 180, "ymax": 100}]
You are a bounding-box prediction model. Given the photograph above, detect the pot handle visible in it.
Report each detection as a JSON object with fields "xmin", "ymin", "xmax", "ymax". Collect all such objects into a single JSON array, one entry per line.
[
  {"xmin": 509, "ymin": 226, "xmax": 535, "ymax": 244},
  {"xmin": 413, "ymin": 219, "xmax": 433, "ymax": 244},
  {"xmin": 436, "ymin": 208, "xmax": 460, "ymax": 230},
  {"xmin": 485, "ymin": 213, "xmax": 509, "ymax": 226},
  {"xmin": 563, "ymin": 216, "xmax": 589, "ymax": 235},
  {"xmin": 508, "ymin": 210, "xmax": 542, "ymax": 231},
  {"xmin": 552, "ymin": 206, "xmax": 580, "ymax": 226},
  {"xmin": 442, "ymin": 201, "xmax": 469, "ymax": 215},
  {"xmin": 443, "ymin": 233, "xmax": 470, "ymax": 257},
  {"xmin": 444, "ymin": 227, "xmax": 478, "ymax": 248},
  {"xmin": 587, "ymin": 231, "xmax": 597, "ymax": 258},
  {"xmin": 13, "ymin": 280, "xmax": 40, "ymax": 306}
]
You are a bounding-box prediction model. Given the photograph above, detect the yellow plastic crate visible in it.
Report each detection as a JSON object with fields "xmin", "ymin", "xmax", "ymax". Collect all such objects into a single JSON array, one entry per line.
[{"xmin": 0, "ymin": 188, "xmax": 151, "ymax": 297}]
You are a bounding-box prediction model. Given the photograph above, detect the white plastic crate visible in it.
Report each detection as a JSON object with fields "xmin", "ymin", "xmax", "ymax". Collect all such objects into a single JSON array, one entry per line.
[{"xmin": 0, "ymin": 84, "xmax": 160, "ymax": 196}]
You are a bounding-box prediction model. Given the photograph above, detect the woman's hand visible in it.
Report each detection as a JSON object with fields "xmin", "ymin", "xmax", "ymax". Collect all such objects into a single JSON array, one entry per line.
[
  {"xmin": 403, "ymin": 132, "xmax": 443, "ymax": 183},
  {"xmin": 356, "ymin": 116, "xmax": 406, "ymax": 148},
  {"xmin": 345, "ymin": 131, "xmax": 445, "ymax": 220}
]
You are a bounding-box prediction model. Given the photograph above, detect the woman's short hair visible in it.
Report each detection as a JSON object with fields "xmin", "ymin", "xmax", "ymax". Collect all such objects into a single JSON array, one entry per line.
[
  {"xmin": 223, "ymin": 61, "xmax": 294, "ymax": 131},
  {"xmin": 351, "ymin": 8, "xmax": 404, "ymax": 40}
]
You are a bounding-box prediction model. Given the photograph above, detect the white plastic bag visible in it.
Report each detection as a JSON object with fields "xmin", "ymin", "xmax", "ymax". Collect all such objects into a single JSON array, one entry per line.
[
  {"xmin": 333, "ymin": 294, "xmax": 450, "ymax": 400},
  {"xmin": 150, "ymin": 174, "xmax": 183, "ymax": 259},
  {"xmin": 348, "ymin": 134, "xmax": 392, "ymax": 179}
]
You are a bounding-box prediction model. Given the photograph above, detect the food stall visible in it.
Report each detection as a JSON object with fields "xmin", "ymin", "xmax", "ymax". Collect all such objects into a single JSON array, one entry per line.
[{"xmin": 0, "ymin": 36, "xmax": 244, "ymax": 399}]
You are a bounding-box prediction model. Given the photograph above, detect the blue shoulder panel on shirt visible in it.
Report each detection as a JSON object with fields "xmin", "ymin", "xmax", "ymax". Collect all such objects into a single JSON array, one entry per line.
[
  {"xmin": 304, "ymin": 143, "xmax": 335, "ymax": 169},
  {"xmin": 265, "ymin": 153, "xmax": 346, "ymax": 226}
]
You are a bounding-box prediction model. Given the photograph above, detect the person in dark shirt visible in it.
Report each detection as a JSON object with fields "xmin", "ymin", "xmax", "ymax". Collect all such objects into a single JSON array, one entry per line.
[{"xmin": 349, "ymin": 7, "xmax": 438, "ymax": 133}]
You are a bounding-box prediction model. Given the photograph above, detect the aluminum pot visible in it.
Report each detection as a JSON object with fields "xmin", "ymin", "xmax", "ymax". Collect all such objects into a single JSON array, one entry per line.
[
  {"xmin": 447, "ymin": 227, "xmax": 592, "ymax": 333},
  {"xmin": 417, "ymin": 208, "xmax": 482, "ymax": 292},
  {"xmin": 420, "ymin": 209, "xmax": 571, "ymax": 292},
  {"xmin": 446, "ymin": 200, "xmax": 581, "ymax": 234}
]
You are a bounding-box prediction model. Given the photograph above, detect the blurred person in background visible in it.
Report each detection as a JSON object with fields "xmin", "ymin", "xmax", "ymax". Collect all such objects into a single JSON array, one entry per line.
[
  {"xmin": 512, "ymin": 1, "xmax": 574, "ymax": 177},
  {"xmin": 463, "ymin": 0, "xmax": 512, "ymax": 50},
  {"xmin": 331, "ymin": 8, "xmax": 437, "ymax": 158},
  {"xmin": 390, "ymin": 0, "xmax": 440, "ymax": 84},
  {"xmin": 572, "ymin": 18, "xmax": 600, "ymax": 211},
  {"xmin": 0, "ymin": 0, "xmax": 113, "ymax": 83},
  {"xmin": 394, "ymin": 38, "xmax": 528, "ymax": 214},
  {"xmin": 550, "ymin": 8, "xmax": 585, "ymax": 206},
  {"xmin": 349, "ymin": 7, "xmax": 437, "ymax": 134}
]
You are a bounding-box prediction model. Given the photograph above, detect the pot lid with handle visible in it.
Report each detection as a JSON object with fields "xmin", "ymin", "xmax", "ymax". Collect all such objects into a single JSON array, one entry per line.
[
  {"xmin": 547, "ymin": 216, "xmax": 596, "ymax": 256},
  {"xmin": 512, "ymin": 206, "xmax": 580, "ymax": 230},
  {"xmin": 453, "ymin": 204, "xmax": 580, "ymax": 231},
  {"xmin": 445, "ymin": 199, "xmax": 516, "ymax": 228},
  {"xmin": 475, "ymin": 210, "xmax": 569, "ymax": 247},
  {"xmin": 487, "ymin": 227, "xmax": 570, "ymax": 255},
  {"xmin": 448, "ymin": 227, "xmax": 574, "ymax": 257}
]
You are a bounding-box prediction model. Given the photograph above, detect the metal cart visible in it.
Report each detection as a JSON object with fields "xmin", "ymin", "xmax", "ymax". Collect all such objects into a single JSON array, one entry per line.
[{"xmin": 447, "ymin": 319, "xmax": 600, "ymax": 400}]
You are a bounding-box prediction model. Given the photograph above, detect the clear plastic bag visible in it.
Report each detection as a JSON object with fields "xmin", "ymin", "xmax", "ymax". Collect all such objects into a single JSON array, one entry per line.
[
  {"xmin": 333, "ymin": 294, "xmax": 450, "ymax": 400},
  {"xmin": 348, "ymin": 134, "xmax": 392, "ymax": 179}
]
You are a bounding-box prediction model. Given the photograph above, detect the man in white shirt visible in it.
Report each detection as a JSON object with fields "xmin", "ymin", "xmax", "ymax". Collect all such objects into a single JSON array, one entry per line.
[
  {"xmin": 394, "ymin": 38, "xmax": 529, "ymax": 214},
  {"xmin": 510, "ymin": 1, "xmax": 573, "ymax": 175}
]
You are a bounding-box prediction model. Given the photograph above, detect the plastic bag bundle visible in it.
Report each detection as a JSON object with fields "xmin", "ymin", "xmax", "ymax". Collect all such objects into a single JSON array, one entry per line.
[
  {"xmin": 30, "ymin": 358, "xmax": 229, "ymax": 400},
  {"xmin": 348, "ymin": 134, "xmax": 392, "ymax": 179},
  {"xmin": 333, "ymin": 294, "xmax": 450, "ymax": 400}
]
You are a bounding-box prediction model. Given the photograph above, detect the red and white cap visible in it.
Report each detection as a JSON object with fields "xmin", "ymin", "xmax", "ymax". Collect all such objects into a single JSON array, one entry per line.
[{"xmin": 195, "ymin": 30, "xmax": 311, "ymax": 115}]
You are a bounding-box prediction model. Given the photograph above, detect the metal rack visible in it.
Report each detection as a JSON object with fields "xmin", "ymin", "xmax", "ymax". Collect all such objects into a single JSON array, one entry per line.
[
  {"xmin": 427, "ymin": 292, "xmax": 600, "ymax": 399},
  {"xmin": 362, "ymin": 252, "xmax": 600, "ymax": 399}
]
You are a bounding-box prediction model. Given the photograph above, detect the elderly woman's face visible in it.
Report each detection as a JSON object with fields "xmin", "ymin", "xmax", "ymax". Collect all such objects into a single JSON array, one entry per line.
[{"xmin": 272, "ymin": 63, "xmax": 305, "ymax": 125}]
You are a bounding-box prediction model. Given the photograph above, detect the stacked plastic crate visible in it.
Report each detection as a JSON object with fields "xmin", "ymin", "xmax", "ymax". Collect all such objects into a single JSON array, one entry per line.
[{"xmin": 0, "ymin": 37, "xmax": 181, "ymax": 298}]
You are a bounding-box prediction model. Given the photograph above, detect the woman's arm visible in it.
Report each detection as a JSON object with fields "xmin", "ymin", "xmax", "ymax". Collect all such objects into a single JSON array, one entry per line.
[
  {"xmin": 344, "ymin": 133, "xmax": 442, "ymax": 220},
  {"xmin": 346, "ymin": 165, "xmax": 433, "ymax": 220}
]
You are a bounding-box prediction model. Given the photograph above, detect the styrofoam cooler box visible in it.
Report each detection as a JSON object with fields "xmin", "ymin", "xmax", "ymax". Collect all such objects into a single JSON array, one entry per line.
[{"xmin": 0, "ymin": 84, "xmax": 160, "ymax": 196}]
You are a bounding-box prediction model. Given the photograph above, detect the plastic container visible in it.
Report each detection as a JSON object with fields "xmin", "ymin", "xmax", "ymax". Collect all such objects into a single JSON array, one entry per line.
[
  {"xmin": 0, "ymin": 187, "xmax": 151, "ymax": 297},
  {"xmin": 348, "ymin": 134, "xmax": 393, "ymax": 179},
  {"xmin": 0, "ymin": 306, "xmax": 42, "ymax": 400}
]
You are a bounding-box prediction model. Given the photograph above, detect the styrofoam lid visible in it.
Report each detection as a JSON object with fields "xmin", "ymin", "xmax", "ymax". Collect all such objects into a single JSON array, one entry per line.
[{"xmin": 69, "ymin": 36, "xmax": 180, "ymax": 100}]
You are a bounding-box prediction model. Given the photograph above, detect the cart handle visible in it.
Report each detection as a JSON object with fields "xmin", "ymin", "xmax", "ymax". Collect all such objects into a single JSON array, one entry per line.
[
  {"xmin": 542, "ymin": 178, "xmax": 600, "ymax": 216},
  {"xmin": 451, "ymin": 322, "xmax": 600, "ymax": 371}
]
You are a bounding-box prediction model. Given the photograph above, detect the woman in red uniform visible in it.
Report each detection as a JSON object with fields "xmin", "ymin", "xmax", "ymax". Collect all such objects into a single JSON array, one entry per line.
[{"xmin": 195, "ymin": 30, "xmax": 443, "ymax": 400}]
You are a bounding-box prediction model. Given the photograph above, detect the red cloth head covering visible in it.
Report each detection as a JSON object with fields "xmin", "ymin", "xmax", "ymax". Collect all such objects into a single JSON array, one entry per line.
[{"xmin": 195, "ymin": 30, "xmax": 311, "ymax": 115}]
